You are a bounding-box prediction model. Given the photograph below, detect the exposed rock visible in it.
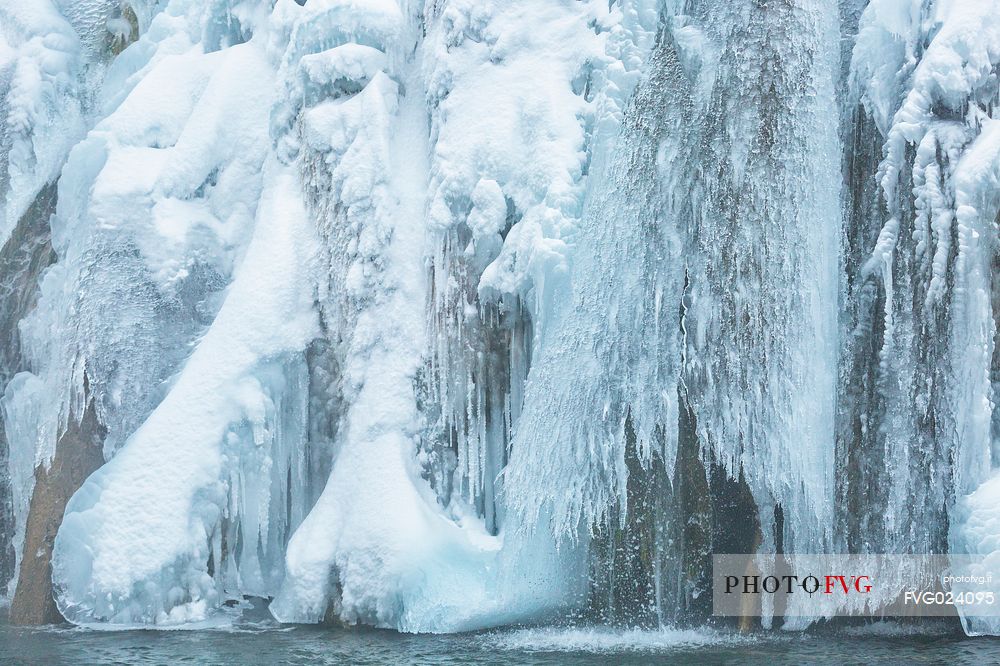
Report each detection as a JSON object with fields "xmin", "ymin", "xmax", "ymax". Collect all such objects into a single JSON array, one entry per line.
[
  {"xmin": 0, "ymin": 181, "xmax": 57, "ymax": 597},
  {"xmin": 9, "ymin": 389, "xmax": 104, "ymax": 625}
]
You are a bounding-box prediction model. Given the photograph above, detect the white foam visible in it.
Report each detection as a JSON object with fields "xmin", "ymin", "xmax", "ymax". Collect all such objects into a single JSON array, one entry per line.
[{"xmin": 487, "ymin": 626, "xmax": 754, "ymax": 653}]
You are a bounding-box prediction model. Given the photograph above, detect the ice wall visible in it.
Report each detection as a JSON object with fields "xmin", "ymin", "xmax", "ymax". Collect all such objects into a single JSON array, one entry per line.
[
  {"xmin": 0, "ymin": 0, "xmax": 135, "ymax": 608},
  {"xmin": 1, "ymin": 0, "xmax": 1000, "ymax": 637},
  {"xmin": 34, "ymin": 0, "xmax": 653, "ymax": 629},
  {"xmin": 17, "ymin": 0, "xmax": 323, "ymax": 623},
  {"xmin": 20, "ymin": 0, "xmax": 310, "ymax": 625},
  {"xmin": 842, "ymin": 0, "xmax": 1000, "ymax": 633},
  {"xmin": 848, "ymin": 0, "xmax": 1000, "ymax": 552},
  {"xmin": 272, "ymin": 0, "xmax": 652, "ymax": 631},
  {"xmin": 668, "ymin": 0, "xmax": 842, "ymax": 560}
]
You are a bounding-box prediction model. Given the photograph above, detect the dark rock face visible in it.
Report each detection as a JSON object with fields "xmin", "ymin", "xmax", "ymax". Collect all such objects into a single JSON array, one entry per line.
[
  {"xmin": 0, "ymin": 181, "xmax": 57, "ymax": 600},
  {"xmin": 9, "ymin": 392, "xmax": 105, "ymax": 625},
  {"xmin": 0, "ymin": 183, "xmax": 109, "ymax": 625}
]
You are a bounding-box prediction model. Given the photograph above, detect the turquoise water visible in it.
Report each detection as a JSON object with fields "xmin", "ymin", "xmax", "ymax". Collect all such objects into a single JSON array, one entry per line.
[{"xmin": 3, "ymin": 620, "xmax": 1000, "ymax": 665}]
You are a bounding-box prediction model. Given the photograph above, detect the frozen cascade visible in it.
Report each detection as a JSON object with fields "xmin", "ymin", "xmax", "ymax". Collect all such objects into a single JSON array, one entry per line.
[
  {"xmin": 0, "ymin": 0, "xmax": 163, "ymax": 616},
  {"xmin": 840, "ymin": 0, "xmax": 1000, "ymax": 632},
  {"xmin": 269, "ymin": 0, "xmax": 631, "ymax": 631},
  {"xmin": 416, "ymin": 0, "xmax": 658, "ymax": 536},
  {"xmin": 0, "ymin": 1, "xmax": 84, "ymax": 601},
  {"xmin": 41, "ymin": 1, "xmax": 324, "ymax": 623},
  {"xmin": 502, "ymin": 30, "xmax": 684, "ymax": 571},
  {"xmin": 503, "ymin": 0, "xmax": 842, "ymax": 626},
  {"xmin": 1, "ymin": 0, "xmax": 1000, "ymax": 638},
  {"xmin": 844, "ymin": 0, "xmax": 988, "ymax": 557},
  {"xmin": 668, "ymin": 0, "xmax": 842, "ymax": 562}
]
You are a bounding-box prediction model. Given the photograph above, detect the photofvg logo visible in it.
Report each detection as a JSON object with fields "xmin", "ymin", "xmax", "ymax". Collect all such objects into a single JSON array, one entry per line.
[
  {"xmin": 712, "ymin": 554, "xmax": 1000, "ymax": 618},
  {"xmin": 724, "ymin": 571, "xmax": 872, "ymax": 596}
]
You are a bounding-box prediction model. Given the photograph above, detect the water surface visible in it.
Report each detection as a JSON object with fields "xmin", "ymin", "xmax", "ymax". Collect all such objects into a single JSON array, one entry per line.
[{"xmin": 4, "ymin": 619, "xmax": 1000, "ymax": 665}]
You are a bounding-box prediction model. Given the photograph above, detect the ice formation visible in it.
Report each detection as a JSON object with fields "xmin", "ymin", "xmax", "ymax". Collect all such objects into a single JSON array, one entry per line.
[{"xmin": 0, "ymin": 0, "xmax": 999, "ymax": 637}]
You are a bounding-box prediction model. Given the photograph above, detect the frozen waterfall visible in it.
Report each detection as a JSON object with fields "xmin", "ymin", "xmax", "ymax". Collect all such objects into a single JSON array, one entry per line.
[{"xmin": 1, "ymin": 0, "xmax": 999, "ymax": 636}]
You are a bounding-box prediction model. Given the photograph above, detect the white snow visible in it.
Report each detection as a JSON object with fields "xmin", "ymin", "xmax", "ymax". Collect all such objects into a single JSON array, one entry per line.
[
  {"xmin": 36, "ymin": 6, "xmax": 323, "ymax": 622},
  {"xmin": 53, "ymin": 158, "xmax": 319, "ymax": 624},
  {"xmin": 0, "ymin": 0, "xmax": 86, "ymax": 248}
]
